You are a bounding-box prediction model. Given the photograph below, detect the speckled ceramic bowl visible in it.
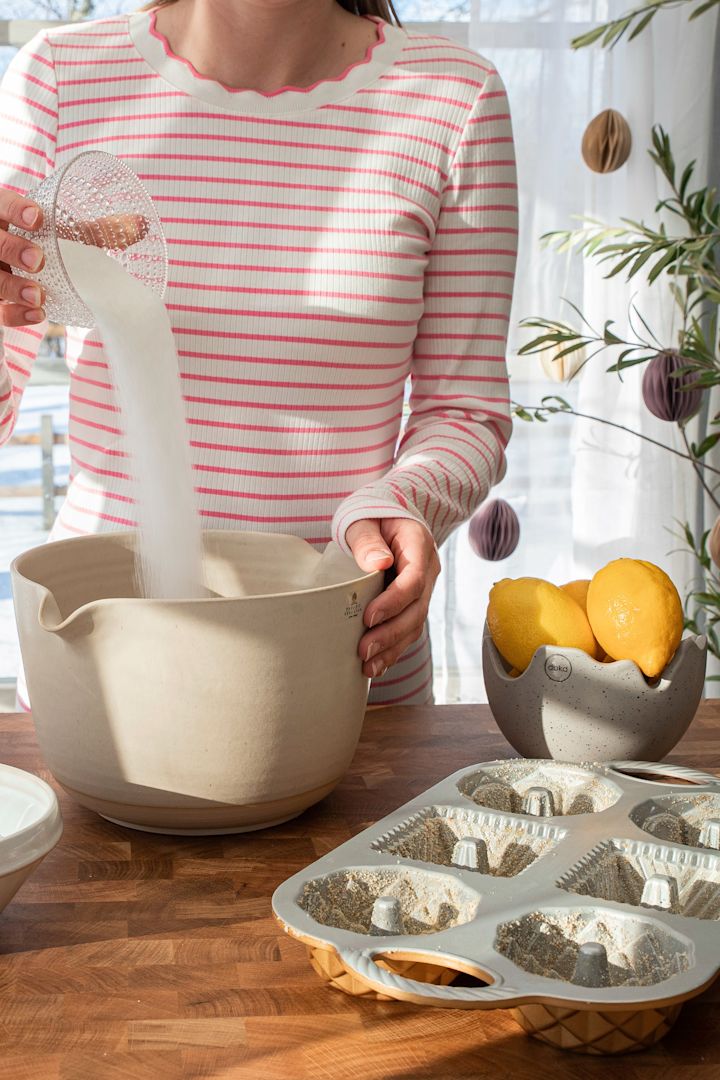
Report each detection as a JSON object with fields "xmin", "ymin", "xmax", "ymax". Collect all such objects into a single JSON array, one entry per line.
[{"xmin": 482, "ymin": 630, "xmax": 707, "ymax": 761}]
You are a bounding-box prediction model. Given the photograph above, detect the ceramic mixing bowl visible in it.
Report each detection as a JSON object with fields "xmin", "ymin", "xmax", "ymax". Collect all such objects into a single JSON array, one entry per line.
[
  {"xmin": 0, "ymin": 763, "xmax": 62, "ymax": 912},
  {"xmin": 482, "ymin": 629, "xmax": 707, "ymax": 761},
  {"xmin": 11, "ymin": 530, "xmax": 383, "ymax": 835}
]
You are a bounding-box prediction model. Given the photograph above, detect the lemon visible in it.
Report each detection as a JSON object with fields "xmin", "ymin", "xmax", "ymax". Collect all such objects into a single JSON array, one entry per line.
[
  {"xmin": 560, "ymin": 579, "xmax": 603, "ymax": 659},
  {"xmin": 487, "ymin": 577, "xmax": 598, "ymax": 672},
  {"xmin": 586, "ymin": 558, "xmax": 683, "ymax": 678}
]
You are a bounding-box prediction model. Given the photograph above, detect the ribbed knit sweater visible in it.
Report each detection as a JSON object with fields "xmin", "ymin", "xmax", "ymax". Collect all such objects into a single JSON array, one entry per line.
[{"xmin": 0, "ymin": 10, "xmax": 518, "ymax": 706}]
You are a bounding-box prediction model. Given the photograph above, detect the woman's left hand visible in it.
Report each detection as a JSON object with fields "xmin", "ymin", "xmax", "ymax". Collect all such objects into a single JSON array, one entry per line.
[{"xmin": 345, "ymin": 517, "xmax": 441, "ymax": 679}]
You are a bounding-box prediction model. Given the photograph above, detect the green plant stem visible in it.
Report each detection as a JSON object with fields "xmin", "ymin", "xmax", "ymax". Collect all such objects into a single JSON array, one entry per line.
[
  {"xmin": 679, "ymin": 427, "xmax": 720, "ymax": 510},
  {"xmin": 513, "ymin": 402, "xmax": 720, "ymax": 476}
]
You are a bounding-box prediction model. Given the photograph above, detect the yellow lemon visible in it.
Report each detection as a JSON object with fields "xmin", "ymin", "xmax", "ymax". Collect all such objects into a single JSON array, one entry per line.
[
  {"xmin": 487, "ymin": 577, "xmax": 598, "ymax": 672},
  {"xmin": 586, "ymin": 558, "xmax": 683, "ymax": 678},
  {"xmin": 560, "ymin": 579, "xmax": 603, "ymax": 659}
]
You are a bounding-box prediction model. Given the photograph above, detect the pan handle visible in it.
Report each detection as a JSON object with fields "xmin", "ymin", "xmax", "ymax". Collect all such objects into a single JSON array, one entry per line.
[
  {"xmin": 608, "ymin": 760, "xmax": 720, "ymax": 786},
  {"xmin": 336, "ymin": 947, "xmax": 518, "ymax": 1008}
]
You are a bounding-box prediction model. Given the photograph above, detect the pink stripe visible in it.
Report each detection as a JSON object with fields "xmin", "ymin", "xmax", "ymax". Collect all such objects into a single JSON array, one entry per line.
[
  {"xmin": 0, "ymin": 158, "xmax": 44, "ymax": 181},
  {"xmin": 195, "ymin": 486, "xmax": 350, "ymax": 502},
  {"xmin": 50, "ymin": 56, "xmax": 147, "ymax": 66},
  {"xmin": 381, "ymin": 72, "xmax": 485, "ymax": 90},
  {"xmin": 193, "ymin": 459, "xmax": 394, "ymax": 480},
  {"xmin": 2, "ymin": 90, "xmax": 57, "ymax": 118},
  {"xmin": 6, "ymin": 360, "xmax": 30, "ymax": 379},
  {"xmin": 71, "ymin": 413, "xmax": 122, "ymax": 437},
  {"xmin": 64, "ymin": 494, "xmax": 135, "ymax": 528},
  {"xmin": 358, "ymin": 86, "xmax": 472, "ymax": 109},
  {"xmin": 70, "ymin": 393, "xmax": 118, "ymax": 414},
  {"xmin": 421, "ymin": 311, "xmax": 509, "ymax": 321},
  {"xmin": 26, "ymin": 49, "xmax": 54, "ymax": 71},
  {"xmin": 185, "ymin": 415, "xmax": 394, "ymax": 435},
  {"xmin": 174, "ymin": 327, "xmax": 412, "ymax": 349},
  {"xmin": 187, "ymin": 433, "xmax": 397, "ymax": 457},
  {"xmin": 166, "ymin": 251, "xmax": 419, "ymax": 282},
  {"xmin": 412, "ymin": 374, "xmax": 506, "ymax": 385},
  {"xmin": 71, "ymin": 477, "xmax": 134, "ymax": 506},
  {"xmin": 165, "ymin": 222, "xmax": 420, "ymax": 240},
  {"xmin": 53, "ymin": 40, "xmax": 137, "ymax": 49},
  {"xmin": 25, "ymin": 72, "xmax": 57, "ymax": 96},
  {"xmin": 177, "ymin": 348, "xmax": 408, "ymax": 373},
  {"xmin": 72, "ymin": 453, "xmax": 130, "ymax": 482},
  {"xmin": 183, "ymin": 393, "xmax": 403, "ymax": 413},
  {"xmin": 397, "ymin": 57, "xmax": 494, "ymax": 73},
  {"xmin": 167, "ymin": 245, "xmax": 425, "ymax": 263},
  {"xmin": 371, "ymin": 671, "xmax": 433, "ymax": 705},
  {"xmin": 325, "ymin": 101, "xmax": 464, "ymax": 132},
  {"xmin": 198, "ymin": 508, "xmax": 331, "ymax": 524},
  {"xmin": 1, "ymin": 114, "xmax": 56, "ymax": 143},
  {"xmin": 121, "ymin": 149, "xmax": 447, "ymax": 184},
  {"xmin": 370, "ymin": 657, "xmax": 429, "ymax": 688},
  {"xmin": 427, "ymin": 268, "xmax": 515, "ymax": 279},
  {"xmin": 60, "ymin": 125, "xmax": 452, "ymax": 157},
  {"xmin": 168, "ymin": 304, "xmax": 414, "ymax": 324},
  {"xmin": 138, "ymin": 171, "xmax": 440, "ymax": 200},
  {"xmin": 2, "ymin": 136, "xmax": 51, "ymax": 164},
  {"xmin": 180, "ymin": 371, "xmax": 406, "ymax": 392},
  {"xmin": 168, "ymin": 278, "xmax": 421, "ymax": 305}
]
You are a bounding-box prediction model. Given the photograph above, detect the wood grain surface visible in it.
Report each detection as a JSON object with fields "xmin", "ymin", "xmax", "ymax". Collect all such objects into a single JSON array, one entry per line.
[{"xmin": 0, "ymin": 702, "xmax": 719, "ymax": 1079}]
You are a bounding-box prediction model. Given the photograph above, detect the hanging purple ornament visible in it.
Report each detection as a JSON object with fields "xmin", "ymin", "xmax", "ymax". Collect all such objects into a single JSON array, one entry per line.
[
  {"xmin": 641, "ymin": 350, "xmax": 703, "ymax": 423},
  {"xmin": 469, "ymin": 499, "xmax": 520, "ymax": 561}
]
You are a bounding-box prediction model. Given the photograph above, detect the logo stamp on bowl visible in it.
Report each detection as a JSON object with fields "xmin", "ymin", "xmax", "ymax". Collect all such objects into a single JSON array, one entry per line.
[
  {"xmin": 545, "ymin": 653, "xmax": 573, "ymax": 682},
  {"xmin": 344, "ymin": 591, "xmax": 362, "ymax": 619}
]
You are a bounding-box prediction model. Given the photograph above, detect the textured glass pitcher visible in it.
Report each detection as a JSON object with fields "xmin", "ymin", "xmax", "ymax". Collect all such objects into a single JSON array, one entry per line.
[{"xmin": 9, "ymin": 150, "xmax": 167, "ymax": 327}]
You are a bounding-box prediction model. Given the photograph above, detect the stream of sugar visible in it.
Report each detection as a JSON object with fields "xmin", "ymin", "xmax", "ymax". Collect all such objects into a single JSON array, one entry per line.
[{"xmin": 59, "ymin": 238, "xmax": 205, "ymax": 599}]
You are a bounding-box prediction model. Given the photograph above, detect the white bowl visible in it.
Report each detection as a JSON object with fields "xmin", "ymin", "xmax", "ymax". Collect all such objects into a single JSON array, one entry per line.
[
  {"xmin": 482, "ymin": 631, "xmax": 707, "ymax": 761},
  {"xmin": 0, "ymin": 763, "xmax": 62, "ymax": 912},
  {"xmin": 11, "ymin": 530, "xmax": 383, "ymax": 835}
]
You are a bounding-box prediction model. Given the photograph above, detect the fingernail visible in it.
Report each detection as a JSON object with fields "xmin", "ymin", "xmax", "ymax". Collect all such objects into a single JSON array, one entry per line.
[
  {"xmin": 21, "ymin": 247, "xmax": 43, "ymax": 271},
  {"xmin": 369, "ymin": 550, "xmax": 391, "ymax": 564},
  {"xmin": 21, "ymin": 286, "xmax": 41, "ymax": 307},
  {"xmin": 366, "ymin": 641, "xmax": 381, "ymax": 661},
  {"xmin": 21, "ymin": 205, "xmax": 40, "ymax": 228},
  {"xmin": 369, "ymin": 609, "xmax": 385, "ymax": 628},
  {"xmin": 370, "ymin": 661, "xmax": 387, "ymax": 678},
  {"xmin": 25, "ymin": 309, "xmax": 44, "ymax": 324}
]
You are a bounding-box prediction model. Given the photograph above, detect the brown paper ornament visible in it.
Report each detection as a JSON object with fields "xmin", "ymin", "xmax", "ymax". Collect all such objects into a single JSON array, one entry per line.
[
  {"xmin": 582, "ymin": 109, "xmax": 632, "ymax": 173},
  {"xmin": 541, "ymin": 343, "xmax": 586, "ymax": 383}
]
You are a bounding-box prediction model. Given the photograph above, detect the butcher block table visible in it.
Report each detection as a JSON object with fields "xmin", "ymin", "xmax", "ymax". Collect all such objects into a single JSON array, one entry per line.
[{"xmin": 1, "ymin": 703, "xmax": 719, "ymax": 1080}]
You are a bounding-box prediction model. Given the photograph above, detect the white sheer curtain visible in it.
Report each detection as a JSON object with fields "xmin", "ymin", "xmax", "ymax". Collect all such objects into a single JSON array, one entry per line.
[{"xmin": 414, "ymin": 0, "xmax": 719, "ymax": 702}]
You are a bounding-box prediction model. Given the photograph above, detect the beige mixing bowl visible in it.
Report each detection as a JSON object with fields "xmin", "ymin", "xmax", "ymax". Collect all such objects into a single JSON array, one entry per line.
[{"xmin": 11, "ymin": 530, "xmax": 383, "ymax": 835}]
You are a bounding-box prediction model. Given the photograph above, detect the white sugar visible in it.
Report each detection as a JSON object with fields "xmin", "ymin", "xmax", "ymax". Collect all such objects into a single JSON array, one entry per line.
[{"xmin": 59, "ymin": 238, "xmax": 204, "ymax": 599}]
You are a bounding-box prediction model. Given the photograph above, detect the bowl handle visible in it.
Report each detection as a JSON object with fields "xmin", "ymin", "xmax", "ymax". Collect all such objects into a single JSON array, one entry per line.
[
  {"xmin": 336, "ymin": 947, "xmax": 518, "ymax": 1008},
  {"xmin": 608, "ymin": 760, "xmax": 720, "ymax": 786}
]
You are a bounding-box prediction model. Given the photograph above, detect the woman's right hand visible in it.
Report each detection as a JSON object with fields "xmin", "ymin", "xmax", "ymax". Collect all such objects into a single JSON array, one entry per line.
[{"xmin": 0, "ymin": 187, "xmax": 45, "ymax": 328}]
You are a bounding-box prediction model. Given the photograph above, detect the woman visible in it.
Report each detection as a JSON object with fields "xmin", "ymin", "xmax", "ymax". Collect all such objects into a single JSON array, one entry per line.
[{"xmin": 0, "ymin": 0, "xmax": 518, "ymax": 707}]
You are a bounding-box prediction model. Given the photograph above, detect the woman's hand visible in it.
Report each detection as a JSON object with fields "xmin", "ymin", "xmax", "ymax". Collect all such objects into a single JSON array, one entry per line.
[
  {"xmin": 0, "ymin": 189, "xmax": 45, "ymax": 327},
  {"xmin": 346, "ymin": 517, "xmax": 441, "ymax": 679}
]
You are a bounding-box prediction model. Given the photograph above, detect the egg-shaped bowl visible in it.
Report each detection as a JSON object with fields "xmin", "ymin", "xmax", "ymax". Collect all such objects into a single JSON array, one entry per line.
[
  {"xmin": 482, "ymin": 629, "xmax": 707, "ymax": 761},
  {"xmin": 0, "ymin": 763, "xmax": 62, "ymax": 913}
]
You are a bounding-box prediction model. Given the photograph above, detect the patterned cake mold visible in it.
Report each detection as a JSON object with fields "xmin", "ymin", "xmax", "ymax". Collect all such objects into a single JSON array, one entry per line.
[
  {"xmin": 557, "ymin": 838, "xmax": 720, "ymax": 920},
  {"xmin": 631, "ymin": 792, "xmax": 720, "ymax": 850},
  {"xmin": 273, "ymin": 757, "xmax": 720, "ymax": 1054},
  {"xmin": 371, "ymin": 805, "xmax": 566, "ymax": 877},
  {"xmin": 456, "ymin": 760, "xmax": 622, "ymax": 817}
]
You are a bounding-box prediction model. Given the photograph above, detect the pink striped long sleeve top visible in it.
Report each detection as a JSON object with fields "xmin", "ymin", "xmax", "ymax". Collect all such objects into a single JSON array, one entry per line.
[{"xmin": 0, "ymin": 10, "xmax": 518, "ymax": 706}]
